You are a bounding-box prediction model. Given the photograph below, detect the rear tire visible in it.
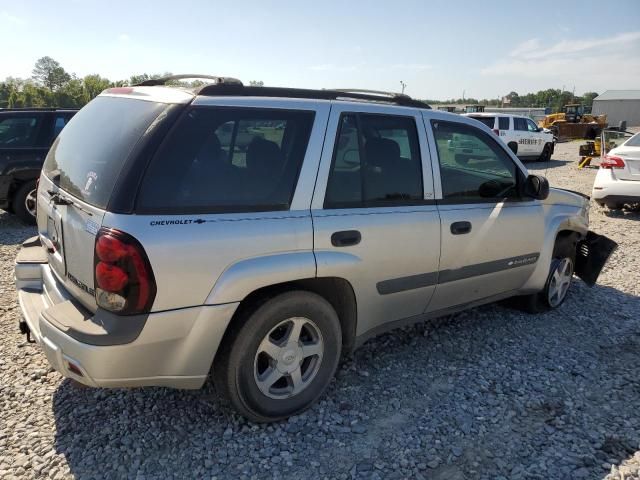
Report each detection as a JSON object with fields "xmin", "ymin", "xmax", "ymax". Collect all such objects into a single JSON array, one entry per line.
[
  {"xmin": 214, "ymin": 291, "xmax": 342, "ymax": 423},
  {"xmin": 514, "ymin": 237, "xmax": 576, "ymax": 313},
  {"xmin": 507, "ymin": 142, "xmax": 518, "ymax": 155},
  {"xmin": 13, "ymin": 181, "xmax": 37, "ymax": 225}
]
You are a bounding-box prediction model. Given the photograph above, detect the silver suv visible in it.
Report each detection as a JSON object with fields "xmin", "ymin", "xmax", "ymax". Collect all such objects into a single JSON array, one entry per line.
[{"xmin": 15, "ymin": 76, "xmax": 615, "ymax": 422}]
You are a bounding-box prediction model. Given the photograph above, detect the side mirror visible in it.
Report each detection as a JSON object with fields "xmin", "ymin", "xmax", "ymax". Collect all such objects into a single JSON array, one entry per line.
[{"xmin": 524, "ymin": 174, "xmax": 549, "ymax": 200}]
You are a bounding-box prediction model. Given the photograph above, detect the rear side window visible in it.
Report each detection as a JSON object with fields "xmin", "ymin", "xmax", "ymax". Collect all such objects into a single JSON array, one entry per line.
[
  {"xmin": 43, "ymin": 97, "xmax": 167, "ymax": 209},
  {"xmin": 469, "ymin": 116, "xmax": 495, "ymax": 129},
  {"xmin": 137, "ymin": 107, "xmax": 315, "ymax": 214},
  {"xmin": 498, "ymin": 117, "xmax": 510, "ymax": 130},
  {"xmin": 0, "ymin": 115, "xmax": 44, "ymax": 147},
  {"xmin": 325, "ymin": 113, "xmax": 423, "ymax": 208},
  {"xmin": 514, "ymin": 118, "xmax": 528, "ymax": 131}
]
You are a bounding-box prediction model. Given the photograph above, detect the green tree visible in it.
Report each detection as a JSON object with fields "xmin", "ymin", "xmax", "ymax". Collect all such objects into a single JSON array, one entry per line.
[
  {"xmin": 82, "ymin": 74, "xmax": 111, "ymax": 102},
  {"xmin": 32, "ymin": 56, "xmax": 71, "ymax": 91}
]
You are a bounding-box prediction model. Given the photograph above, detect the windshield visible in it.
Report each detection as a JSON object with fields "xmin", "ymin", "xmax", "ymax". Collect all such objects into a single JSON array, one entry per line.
[
  {"xmin": 469, "ymin": 116, "xmax": 495, "ymax": 129},
  {"xmin": 43, "ymin": 96, "xmax": 166, "ymax": 209}
]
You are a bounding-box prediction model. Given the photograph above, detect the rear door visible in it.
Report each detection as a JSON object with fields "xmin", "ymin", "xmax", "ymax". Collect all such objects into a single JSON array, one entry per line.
[
  {"xmin": 39, "ymin": 96, "xmax": 172, "ymax": 311},
  {"xmin": 424, "ymin": 113, "xmax": 544, "ymax": 312},
  {"xmin": 0, "ymin": 111, "xmax": 49, "ymax": 180},
  {"xmin": 312, "ymin": 102, "xmax": 441, "ymax": 337}
]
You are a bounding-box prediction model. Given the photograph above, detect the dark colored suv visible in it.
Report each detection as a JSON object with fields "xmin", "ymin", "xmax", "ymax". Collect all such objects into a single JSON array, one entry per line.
[{"xmin": 0, "ymin": 108, "xmax": 77, "ymax": 223}]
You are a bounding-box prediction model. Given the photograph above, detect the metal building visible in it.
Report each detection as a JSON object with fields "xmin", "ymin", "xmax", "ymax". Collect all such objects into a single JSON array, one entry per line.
[{"xmin": 592, "ymin": 90, "xmax": 640, "ymax": 127}]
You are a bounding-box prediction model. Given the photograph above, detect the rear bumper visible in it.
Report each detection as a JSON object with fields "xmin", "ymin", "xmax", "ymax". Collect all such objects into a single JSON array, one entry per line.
[
  {"xmin": 15, "ymin": 237, "xmax": 239, "ymax": 389},
  {"xmin": 592, "ymin": 170, "xmax": 640, "ymax": 204}
]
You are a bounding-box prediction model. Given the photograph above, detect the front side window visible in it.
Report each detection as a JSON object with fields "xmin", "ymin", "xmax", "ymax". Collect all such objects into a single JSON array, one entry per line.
[
  {"xmin": 137, "ymin": 107, "xmax": 315, "ymax": 213},
  {"xmin": 324, "ymin": 113, "xmax": 423, "ymax": 208},
  {"xmin": 526, "ymin": 119, "xmax": 539, "ymax": 132},
  {"xmin": 514, "ymin": 118, "xmax": 528, "ymax": 131},
  {"xmin": 52, "ymin": 114, "xmax": 73, "ymax": 139},
  {"xmin": 498, "ymin": 117, "xmax": 510, "ymax": 130},
  {"xmin": 432, "ymin": 120, "xmax": 520, "ymax": 203},
  {"xmin": 0, "ymin": 115, "xmax": 43, "ymax": 147}
]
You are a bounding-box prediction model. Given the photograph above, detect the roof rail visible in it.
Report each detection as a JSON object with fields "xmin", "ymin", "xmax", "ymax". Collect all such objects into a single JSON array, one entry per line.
[
  {"xmin": 135, "ymin": 74, "xmax": 243, "ymax": 87},
  {"xmin": 196, "ymin": 84, "xmax": 431, "ymax": 109},
  {"xmin": 0, "ymin": 107, "xmax": 77, "ymax": 112}
]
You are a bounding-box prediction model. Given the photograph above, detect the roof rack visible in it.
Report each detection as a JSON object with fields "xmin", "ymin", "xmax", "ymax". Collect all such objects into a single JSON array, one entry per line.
[
  {"xmin": 134, "ymin": 74, "xmax": 243, "ymax": 87},
  {"xmin": 196, "ymin": 83, "xmax": 431, "ymax": 109},
  {"xmin": 0, "ymin": 107, "xmax": 78, "ymax": 112}
]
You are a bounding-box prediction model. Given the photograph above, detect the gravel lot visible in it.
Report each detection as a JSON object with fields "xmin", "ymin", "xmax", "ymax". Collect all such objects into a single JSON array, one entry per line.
[{"xmin": 1, "ymin": 139, "xmax": 639, "ymax": 480}]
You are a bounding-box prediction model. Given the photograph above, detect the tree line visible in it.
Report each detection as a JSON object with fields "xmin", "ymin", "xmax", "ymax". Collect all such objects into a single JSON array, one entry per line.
[
  {"xmin": 426, "ymin": 89, "xmax": 599, "ymax": 111},
  {"xmin": 1, "ymin": 56, "xmax": 598, "ymax": 112}
]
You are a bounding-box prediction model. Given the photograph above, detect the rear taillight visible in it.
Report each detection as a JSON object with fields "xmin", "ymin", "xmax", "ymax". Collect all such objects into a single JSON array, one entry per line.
[
  {"xmin": 492, "ymin": 129, "xmax": 499, "ymax": 136},
  {"xmin": 94, "ymin": 228, "xmax": 156, "ymax": 314},
  {"xmin": 601, "ymin": 155, "xmax": 625, "ymax": 169}
]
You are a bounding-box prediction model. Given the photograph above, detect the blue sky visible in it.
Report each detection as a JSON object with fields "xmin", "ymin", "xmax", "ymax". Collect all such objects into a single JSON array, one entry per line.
[{"xmin": 1, "ymin": 0, "xmax": 639, "ymax": 99}]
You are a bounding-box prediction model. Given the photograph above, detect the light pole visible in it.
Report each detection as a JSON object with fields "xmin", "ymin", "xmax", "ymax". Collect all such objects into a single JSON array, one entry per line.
[{"xmin": 400, "ymin": 81, "xmax": 406, "ymax": 94}]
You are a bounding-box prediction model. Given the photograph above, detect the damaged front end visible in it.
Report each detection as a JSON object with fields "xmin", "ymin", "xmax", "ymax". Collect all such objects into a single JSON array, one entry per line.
[{"xmin": 574, "ymin": 231, "xmax": 618, "ymax": 286}]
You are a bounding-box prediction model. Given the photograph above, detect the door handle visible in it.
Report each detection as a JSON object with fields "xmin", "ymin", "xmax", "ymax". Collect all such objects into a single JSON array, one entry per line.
[
  {"xmin": 450, "ymin": 221, "xmax": 472, "ymax": 235},
  {"xmin": 331, "ymin": 230, "xmax": 361, "ymax": 247}
]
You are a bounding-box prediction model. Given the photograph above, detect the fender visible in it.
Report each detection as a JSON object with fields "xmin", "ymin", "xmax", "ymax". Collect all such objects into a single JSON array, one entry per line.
[
  {"xmin": 205, "ymin": 251, "xmax": 317, "ymax": 305},
  {"xmin": 520, "ymin": 206, "xmax": 587, "ymax": 292}
]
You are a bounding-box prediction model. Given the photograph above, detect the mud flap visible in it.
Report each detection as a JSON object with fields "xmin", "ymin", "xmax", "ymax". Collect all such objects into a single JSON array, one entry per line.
[{"xmin": 574, "ymin": 231, "xmax": 618, "ymax": 287}]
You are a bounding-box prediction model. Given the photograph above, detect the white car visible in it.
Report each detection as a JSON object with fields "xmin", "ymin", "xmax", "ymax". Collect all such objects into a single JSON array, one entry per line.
[
  {"xmin": 592, "ymin": 131, "xmax": 640, "ymax": 210},
  {"xmin": 460, "ymin": 113, "xmax": 555, "ymax": 162}
]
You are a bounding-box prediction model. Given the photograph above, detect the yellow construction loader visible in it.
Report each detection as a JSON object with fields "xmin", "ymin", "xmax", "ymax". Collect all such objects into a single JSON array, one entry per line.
[{"xmin": 539, "ymin": 104, "xmax": 607, "ymax": 141}]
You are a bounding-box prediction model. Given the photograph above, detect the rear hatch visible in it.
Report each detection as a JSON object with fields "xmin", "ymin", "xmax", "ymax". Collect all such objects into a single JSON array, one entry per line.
[
  {"xmin": 38, "ymin": 93, "xmax": 185, "ymax": 312},
  {"xmin": 607, "ymin": 132, "xmax": 640, "ymax": 181}
]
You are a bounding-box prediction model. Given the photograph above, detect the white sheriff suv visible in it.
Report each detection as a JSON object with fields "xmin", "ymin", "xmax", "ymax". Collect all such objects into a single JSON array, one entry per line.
[{"xmin": 449, "ymin": 113, "xmax": 555, "ymax": 163}]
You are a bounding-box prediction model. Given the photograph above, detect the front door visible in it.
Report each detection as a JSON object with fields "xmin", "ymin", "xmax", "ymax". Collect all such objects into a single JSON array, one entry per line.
[
  {"xmin": 312, "ymin": 103, "xmax": 441, "ymax": 338},
  {"xmin": 425, "ymin": 115, "xmax": 544, "ymax": 312}
]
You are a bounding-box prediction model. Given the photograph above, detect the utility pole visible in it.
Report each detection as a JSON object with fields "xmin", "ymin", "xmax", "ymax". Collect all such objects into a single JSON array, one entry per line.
[{"xmin": 400, "ymin": 81, "xmax": 406, "ymax": 94}]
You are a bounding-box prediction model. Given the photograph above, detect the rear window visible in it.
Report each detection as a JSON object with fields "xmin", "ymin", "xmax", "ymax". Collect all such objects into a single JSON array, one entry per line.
[
  {"xmin": 469, "ymin": 116, "xmax": 495, "ymax": 129},
  {"xmin": 625, "ymin": 133, "xmax": 640, "ymax": 147},
  {"xmin": 43, "ymin": 97, "xmax": 166, "ymax": 209},
  {"xmin": 498, "ymin": 117, "xmax": 510, "ymax": 130},
  {"xmin": 137, "ymin": 107, "xmax": 315, "ymax": 214}
]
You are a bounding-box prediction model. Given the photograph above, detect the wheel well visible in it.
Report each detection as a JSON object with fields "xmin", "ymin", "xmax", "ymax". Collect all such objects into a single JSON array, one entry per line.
[
  {"xmin": 554, "ymin": 230, "xmax": 582, "ymax": 255},
  {"xmin": 507, "ymin": 141, "xmax": 518, "ymax": 154},
  {"xmin": 220, "ymin": 277, "xmax": 358, "ymax": 355}
]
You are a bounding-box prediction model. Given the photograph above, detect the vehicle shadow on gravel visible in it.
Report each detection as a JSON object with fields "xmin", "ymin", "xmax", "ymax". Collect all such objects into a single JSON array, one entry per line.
[
  {"xmin": 51, "ymin": 280, "xmax": 640, "ymax": 480},
  {"xmin": 603, "ymin": 209, "xmax": 640, "ymax": 222},
  {"xmin": 0, "ymin": 211, "xmax": 36, "ymax": 245},
  {"xmin": 525, "ymin": 158, "xmax": 572, "ymax": 170}
]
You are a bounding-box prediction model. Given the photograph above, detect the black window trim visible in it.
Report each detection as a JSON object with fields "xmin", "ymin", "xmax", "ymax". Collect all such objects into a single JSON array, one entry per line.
[
  {"xmin": 323, "ymin": 111, "xmax": 432, "ymax": 210},
  {"xmin": 133, "ymin": 104, "xmax": 316, "ymax": 216},
  {"xmin": 430, "ymin": 119, "xmax": 530, "ymax": 206}
]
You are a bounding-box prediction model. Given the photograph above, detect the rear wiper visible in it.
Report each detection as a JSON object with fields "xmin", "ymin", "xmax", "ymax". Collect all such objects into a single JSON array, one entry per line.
[
  {"xmin": 47, "ymin": 190, "xmax": 72, "ymax": 205},
  {"xmin": 46, "ymin": 189, "xmax": 93, "ymax": 216}
]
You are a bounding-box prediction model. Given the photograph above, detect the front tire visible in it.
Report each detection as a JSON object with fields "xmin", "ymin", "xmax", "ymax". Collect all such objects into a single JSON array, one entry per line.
[
  {"xmin": 13, "ymin": 181, "xmax": 37, "ymax": 225},
  {"xmin": 214, "ymin": 291, "xmax": 342, "ymax": 422},
  {"xmin": 515, "ymin": 238, "xmax": 576, "ymax": 313}
]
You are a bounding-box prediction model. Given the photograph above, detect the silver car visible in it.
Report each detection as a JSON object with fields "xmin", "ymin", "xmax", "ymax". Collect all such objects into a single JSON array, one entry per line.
[{"xmin": 15, "ymin": 76, "xmax": 616, "ymax": 422}]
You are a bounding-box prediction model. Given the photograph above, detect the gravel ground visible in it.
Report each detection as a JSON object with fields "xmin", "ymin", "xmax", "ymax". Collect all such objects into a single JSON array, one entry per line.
[{"xmin": 1, "ymin": 140, "xmax": 639, "ymax": 480}]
